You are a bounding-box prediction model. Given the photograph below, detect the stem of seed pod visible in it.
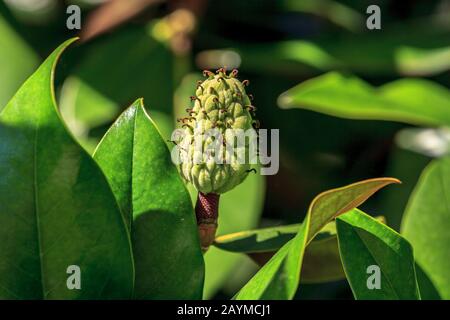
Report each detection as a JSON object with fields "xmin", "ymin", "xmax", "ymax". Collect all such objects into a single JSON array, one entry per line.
[{"xmin": 195, "ymin": 192, "xmax": 220, "ymax": 252}]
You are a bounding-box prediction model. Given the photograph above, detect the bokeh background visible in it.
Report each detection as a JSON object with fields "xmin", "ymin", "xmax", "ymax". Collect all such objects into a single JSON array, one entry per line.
[{"xmin": 1, "ymin": 0, "xmax": 449, "ymax": 299}]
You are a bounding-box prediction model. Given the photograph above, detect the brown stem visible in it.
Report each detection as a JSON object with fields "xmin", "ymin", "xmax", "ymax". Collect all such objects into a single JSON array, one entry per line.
[{"xmin": 195, "ymin": 192, "xmax": 220, "ymax": 252}]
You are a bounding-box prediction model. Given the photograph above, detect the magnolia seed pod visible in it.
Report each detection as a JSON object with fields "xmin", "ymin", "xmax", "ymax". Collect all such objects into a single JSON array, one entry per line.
[
  {"xmin": 178, "ymin": 68, "xmax": 255, "ymax": 194},
  {"xmin": 176, "ymin": 68, "xmax": 258, "ymax": 251}
]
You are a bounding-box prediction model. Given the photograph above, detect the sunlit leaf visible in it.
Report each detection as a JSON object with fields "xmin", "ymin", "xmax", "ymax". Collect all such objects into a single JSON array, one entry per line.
[
  {"xmin": 337, "ymin": 209, "xmax": 420, "ymax": 299},
  {"xmin": 402, "ymin": 157, "xmax": 450, "ymax": 299},
  {"xmin": 0, "ymin": 39, "xmax": 134, "ymax": 299},
  {"xmin": 278, "ymin": 72, "xmax": 450, "ymax": 127}
]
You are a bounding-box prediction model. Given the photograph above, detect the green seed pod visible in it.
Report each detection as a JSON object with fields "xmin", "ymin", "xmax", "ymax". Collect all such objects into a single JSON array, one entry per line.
[{"xmin": 177, "ymin": 68, "xmax": 257, "ymax": 195}]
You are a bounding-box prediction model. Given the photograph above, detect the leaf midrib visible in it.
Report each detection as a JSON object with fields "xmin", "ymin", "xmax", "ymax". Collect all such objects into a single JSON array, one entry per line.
[
  {"xmin": 130, "ymin": 105, "xmax": 138, "ymax": 298},
  {"xmin": 353, "ymin": 227, "xmax": 400, "ymax": 299},
  {"xmin": 33, "ymin": 121, "xmax": 45, "ymax": 300}
]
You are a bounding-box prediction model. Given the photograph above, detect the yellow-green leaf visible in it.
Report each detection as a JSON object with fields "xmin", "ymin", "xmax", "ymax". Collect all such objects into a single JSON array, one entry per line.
[{"xmin": 278, "ymin": 72, "xmax": 450, "ymax": 127}]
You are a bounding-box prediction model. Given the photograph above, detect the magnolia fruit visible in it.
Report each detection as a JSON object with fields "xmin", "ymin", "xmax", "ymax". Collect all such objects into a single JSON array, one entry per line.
[{"xmin": 175, "ymin": 68, "xmax": 258, "ymax": 251}]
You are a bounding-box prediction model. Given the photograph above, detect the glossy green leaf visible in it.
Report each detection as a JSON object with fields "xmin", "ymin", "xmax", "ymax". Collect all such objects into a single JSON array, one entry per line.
[
  {"xmin": 93, "ymin": 99, "xmax": 204, "ymax": 299},
  {"xmin": 337, "ymin": 209, "xmax": 420, "ymax": 300},
  {"xmin": 278, "ymin": 72, "xmax": 450, "ymax": 127},
  {"xmin": 0, "ymin": 11, "xmax": 39, "ymax": 109},
  {"xmin": 235, "ymin": 178, "xmax": 400, "ymax": 299},
  {"xmin": 0, "ymin": 39, "xmax": 134, "ymax": 299},
  {"xmin": 402, "ymin": 157, "xmax": 450, "ymax": 299}
]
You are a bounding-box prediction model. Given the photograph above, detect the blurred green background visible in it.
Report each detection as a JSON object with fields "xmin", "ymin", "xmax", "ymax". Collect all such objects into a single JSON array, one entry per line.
[{"xmin": 1, "ymin": 0, "xmax": 449, "ymax": 299}]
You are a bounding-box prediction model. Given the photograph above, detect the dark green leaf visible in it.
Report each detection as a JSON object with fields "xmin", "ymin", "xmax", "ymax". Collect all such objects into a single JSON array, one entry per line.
[
  {"xmin": 93, "ymin": 99, "xmax": 204, "ymax": 299},
  {"xmin": 337, "ymin": 209, "xmax": 420, "ymax": 300},
  {"xmin": 0, "ymin": 39, "xmax": 134, "ymax": 299},
  {"xmin": 402, "ymin": 157, "xmax": 450, "ymax": 299}
]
